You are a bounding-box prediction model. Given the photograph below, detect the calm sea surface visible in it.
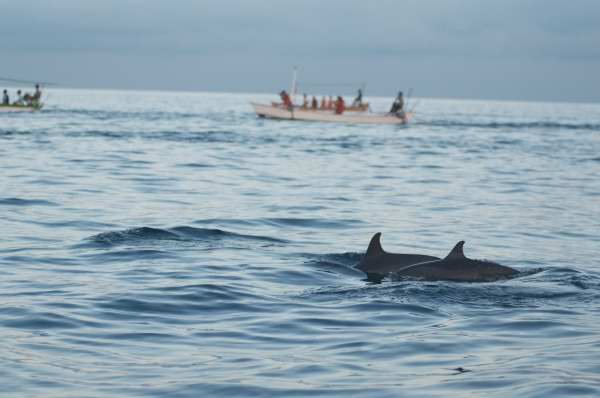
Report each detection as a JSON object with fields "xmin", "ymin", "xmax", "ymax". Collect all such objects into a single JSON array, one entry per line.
[{"xmin": 1, "ymin": 89, "xmax": 600, "ymax": 397}]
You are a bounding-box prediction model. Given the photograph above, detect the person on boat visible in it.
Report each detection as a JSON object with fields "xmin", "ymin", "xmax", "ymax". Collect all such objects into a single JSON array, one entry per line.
[
  {"xmin": 352, "ymin": 89, "xmax": 363, "ymax": 107},
  {"xmin": 320, "ymin": 96, "xmax": 326, "ymax": 109},
  {"xmin": 326, "ymin": 95, "xmax": 333, "ymax": 110},
  {"xmin": 23, "ymin": 92, "xmax": 33, "ymax": 105},
  {"xmin": 335, "ymin": 96, "xmax": 345, "ymax": 115},
  {"xmin": 302, "ymin": 93, "xmax": 308, "ymax": 109},
  {"xmin": 13, "ymin": 90, "xmax": 24, "ymax": 106},
  {"xmin": 279, "ymin": 90, "xmax": 293, "ymax": 109},
  {"xmin": 389, "ymin": 91, "xmax": 405, "ymax": 115},
  {"xmin": 2, "ymin": 90, "xmax": 9, "ymax": 105},
  {"xmin": 311, "ymin": 96, "xmax": 318, "ymax": 110},
  {"xmin": 32, "ymin": 84, "xmax": 42, "ymax": 104}
]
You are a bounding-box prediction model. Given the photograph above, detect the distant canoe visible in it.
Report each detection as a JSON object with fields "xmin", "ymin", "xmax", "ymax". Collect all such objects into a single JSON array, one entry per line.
[
  {"xmin": 0, "ymin": 103, "xmax": 43, "ymax": 113},
  {"xmin": 252, "ymin": 102, "xmax": 410, "ymax": 125}
]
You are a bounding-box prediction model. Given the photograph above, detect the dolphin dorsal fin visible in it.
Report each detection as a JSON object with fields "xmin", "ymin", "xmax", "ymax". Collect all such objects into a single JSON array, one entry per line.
[
  {"xmin": 366, "ymin": 232, "xmax": 385, "ymax": 257},
  {"xmin": 445, "ymin": 241, "xmax": 466, "ymax": 260}
]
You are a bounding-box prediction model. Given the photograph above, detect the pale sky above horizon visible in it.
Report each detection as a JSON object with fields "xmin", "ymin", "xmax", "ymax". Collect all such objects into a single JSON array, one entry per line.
[{"xmin": 1, "ymin": 0, "xmax": 599, "ymax": 102}]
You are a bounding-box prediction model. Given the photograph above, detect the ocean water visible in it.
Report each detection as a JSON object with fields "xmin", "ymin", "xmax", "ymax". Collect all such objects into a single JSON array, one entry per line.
[{"xmin": 1, "ymin": 89, "xmax": 600, "ymax": 397}]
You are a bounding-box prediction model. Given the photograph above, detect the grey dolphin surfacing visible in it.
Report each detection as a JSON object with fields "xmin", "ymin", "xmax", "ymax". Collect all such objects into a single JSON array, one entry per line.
[
  {"xmin": 356, "ymin": 233, "xmax": 440, "ymax": 278},
  {"xmin": 396, "ymin": 241, "xmax": 518, "ymax": 282}
]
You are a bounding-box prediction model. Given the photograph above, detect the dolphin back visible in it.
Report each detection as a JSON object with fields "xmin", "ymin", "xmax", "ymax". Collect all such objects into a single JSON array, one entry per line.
[
  {"xmin": 357, "ymin": 233, "xmax": 440, "ymax": 276},
  {"xmin": 395, "ymin": 241, "xmax": 518, "ymax": 282}
]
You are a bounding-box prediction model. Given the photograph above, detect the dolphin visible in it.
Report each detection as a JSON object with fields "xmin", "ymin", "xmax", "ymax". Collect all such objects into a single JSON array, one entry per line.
[
  {"xmin": 394, "ymin": 241, "xmax": 518, "ymax": 282},
  {"xmin": 356, "ymin": 232, "xmax": 440, "ymax": 280}
]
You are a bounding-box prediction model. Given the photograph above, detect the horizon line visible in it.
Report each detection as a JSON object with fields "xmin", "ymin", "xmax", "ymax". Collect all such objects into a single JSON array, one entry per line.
[{"xmin": 1, "ymin": 84, "xmax": 599, "ymax": 106}]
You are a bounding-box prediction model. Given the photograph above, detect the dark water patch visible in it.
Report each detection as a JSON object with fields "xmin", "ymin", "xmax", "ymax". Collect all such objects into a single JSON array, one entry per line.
[
  {"xmin": 494, "ymin": 138, "xmax": 523, "ymax": 146},
  {"xmin": 555, "ymin": 230, "xmax": 596, "ymax": 239},
  {"xmin": 263, "ymin": 218, "xmax": 363, "ymax": 229},
  {"xmin": 149, "ymin": 383, "xmax": 381, "ymax": 398},
  {"xmin": 102, "ymin": 332, "xmax": 183, "ymax": 342},
  {"xmin": 528, "ymin": 385, "xmax": 600, "ymax": 398},
  {"xmin": 323, "ymin": 196, "xmax": 352, "ymax": 202},
  {"xmin": 422, "ymin": 120, "xmax": 600, "ymax": 131},
  {"xmin": 83, "ymin": 249, "xmax": 174, "ymax": 263},
  {"xmin": 27, "ymin": 219, "xmax": 116, "ymax": 230},
  {"xmin": 194, "ymin": 218, "xmax": 272, "ymax": 227},
  {"xmin": 64, "ymin": 129, "xmax": 132, "ymax": 139},
  {"xmin": 148, "ymin": 130, "xmax": 245, "ymax": 144},
  {"xmin": 171, "ymin": 226, "xmax": 287, "ymax": 243},
  {"xmin": 55, "ymin": 108, "xmax": 201, "ymax": 120},
  {"xmin": 578, "ymin": 156, "xmax": 600, "ymax": 163},
  {"xmin": 156, "ymin": 283, "xmax": 261, "ymax": 302},
  {"xmin": 85, "ymin": 227, "xmax": 179, "ymax": 244},
  {"xmin": 3, "ymin": 312, "xmax": 97, "ymax": 330},
  {"xmin": 1, "ymin": 254, "xmax": 80, "ymax": 267},
  {"xmin": 97, "ymin": 296, "xmax": 269, "ymax": 316},
  {"xmin": 28, "ymin": 178, "xmax": 70, "ymax": 186},
  {"xmin": 98, "ymin": 297, "xmax": 202, "ymax": 315},
  {"xmin": 2, "ymin": 289, "xmax": 70, "ymax": 297},
  {"xmin": 178, "ymin": 162, "xmax": 215, "ymax": 168},
  {"xmin": 0, "ymin": 197, "xmax": 58, "ymax": 206}
]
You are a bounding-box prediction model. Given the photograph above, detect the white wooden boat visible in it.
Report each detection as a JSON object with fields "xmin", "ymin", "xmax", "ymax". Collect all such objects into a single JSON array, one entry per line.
[
  {"xmin": 0, "ymin": 103, "xmax": 43, "ymax": 113},
  {"xmin": 251, "ymin": 102, "xmax": 410, "ymax": 125}
]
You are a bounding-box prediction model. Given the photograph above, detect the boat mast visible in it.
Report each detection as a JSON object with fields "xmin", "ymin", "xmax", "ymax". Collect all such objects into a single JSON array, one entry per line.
[{"xmin": 290, "ymin": 67, "xmax": 298, "ymax": 105}]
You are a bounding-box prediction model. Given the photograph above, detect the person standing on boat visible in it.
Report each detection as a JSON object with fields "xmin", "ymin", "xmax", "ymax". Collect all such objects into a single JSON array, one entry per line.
[
  {"xmin": 32, "ymin": 84, "xmax": 42, "ymax": 104},
  {"xmin": 2, "ymin": 90, "xmax": 9, "ymax": 105},
  {"xmin": 302, "ymin": 93, "xmax": 308, "ymax": 109},
  {"xmin": 311, "ymin": 96, "xmax": 318, "ymax": 110},
  {"xmin": 352, "ymin": 89, "xmax": 363, "ymax": 107},
  {"xmin": 389, "ymin": 91, "xmax": 404, "ymax": 114},
  {"xmin": 335, "ymin": 96, "xmax": 346, "ymax": 114},
  {"xmin": 320, "ymin": 96, "xmax": 326, "ymax": 109}
]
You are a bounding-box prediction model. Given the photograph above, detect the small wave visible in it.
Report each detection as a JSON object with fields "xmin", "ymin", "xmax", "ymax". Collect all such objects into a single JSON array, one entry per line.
[
  {"xmin": 86, "ymin": 226, "xmax": 287, "ymax": 246},
  {"xmin": 0, "ymin": 197, "xmax": 58, "ymax": 206},
  {"xmin": 303, "ymin": 253, "xmax": 366, "ymax": 278}
]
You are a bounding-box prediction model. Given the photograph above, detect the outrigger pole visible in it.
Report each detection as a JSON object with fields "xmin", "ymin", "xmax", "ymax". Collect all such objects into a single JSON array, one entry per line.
[{"xmin": 0, "ymin": 76, "xmax": 58, "ymax": 86}]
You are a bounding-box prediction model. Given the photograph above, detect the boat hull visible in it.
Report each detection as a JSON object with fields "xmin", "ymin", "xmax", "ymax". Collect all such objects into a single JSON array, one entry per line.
[
  {"xmin": 0, "ymin": 104, "xmax": 43, "ymax": 113},
  {"xmin": 251, "ymin": 103, "xmax": 409, "ymax": 125}
]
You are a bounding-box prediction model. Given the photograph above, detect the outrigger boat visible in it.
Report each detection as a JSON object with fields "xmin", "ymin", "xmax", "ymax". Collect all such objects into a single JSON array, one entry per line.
[
  {"xmin": 251, "ymin": 102, "xmax": 411, "ymax": 125},
  {"xmin": 251, "ymin": 68, "xmax": 411, "ymax": 125},
  {"xmin": 1, "ymin": 75, "xmax": 50, "ymax": 113},
  {"xmin": 0, "ymin": 103, "xmax": 43, "ymax": 113}
]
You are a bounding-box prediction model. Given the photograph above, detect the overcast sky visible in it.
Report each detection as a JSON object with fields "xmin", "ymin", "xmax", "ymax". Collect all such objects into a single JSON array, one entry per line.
[{"xmin": 1, "ymin": 0, "xmax": 599, "ymax": 102}]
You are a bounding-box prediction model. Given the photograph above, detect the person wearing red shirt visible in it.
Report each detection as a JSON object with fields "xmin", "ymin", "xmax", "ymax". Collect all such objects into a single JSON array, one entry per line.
[{"xmin": 335, "ymin": 96, "xmax": 345, "ymax": 114}]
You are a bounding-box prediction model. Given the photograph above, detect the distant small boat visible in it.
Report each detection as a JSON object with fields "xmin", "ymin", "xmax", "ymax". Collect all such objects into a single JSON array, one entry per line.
[
  {"xmin": 0, "ymin": 103, "xmax": 43, "ymax": 113},
  {"xmin": 251, "ymin": 102, "xmax": 410, "ymax": 125}
]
